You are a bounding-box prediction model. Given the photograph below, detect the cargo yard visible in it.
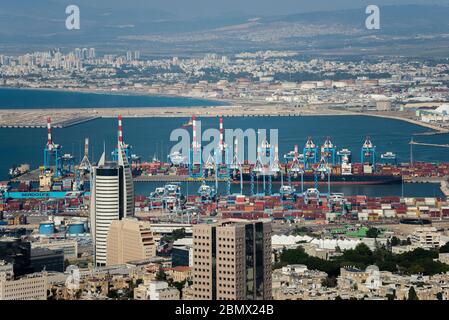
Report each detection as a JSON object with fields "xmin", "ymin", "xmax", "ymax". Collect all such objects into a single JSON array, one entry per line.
[
  {"xmin": 1, "ymin": 83, "xmax": 449, "ymax": 302},
  {"xmin": 1, "ymin": 114, "xmax": 448, "ymax": 230}
]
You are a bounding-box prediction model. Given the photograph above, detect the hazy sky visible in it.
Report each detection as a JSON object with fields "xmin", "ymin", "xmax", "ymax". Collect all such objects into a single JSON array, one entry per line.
[{"xmin": 74, "ymin": 0, "xmax": 449, "ymax": 18}]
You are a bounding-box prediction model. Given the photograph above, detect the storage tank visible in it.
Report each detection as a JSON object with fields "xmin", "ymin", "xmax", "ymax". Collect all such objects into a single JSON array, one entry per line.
[
  {"xmin": 67, "ymin": 222, "xmax": 85, "ymax": 235},
  {"xmin": 39, "ymin": 221, "xmax": 55, "ymax": 235}
]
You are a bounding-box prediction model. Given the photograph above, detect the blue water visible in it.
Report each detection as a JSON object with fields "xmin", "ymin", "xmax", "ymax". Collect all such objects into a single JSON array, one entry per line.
[
  {"xmin": 134, "ymin": 181, "xmax": 443, "ymax": 198},
  {"xmin": 0, "ymin": 87, "xmax": 223, "ymax": 109},
  {"xmin": 0, "ymin": 115, "xmax": 448, "ymax": 196}
]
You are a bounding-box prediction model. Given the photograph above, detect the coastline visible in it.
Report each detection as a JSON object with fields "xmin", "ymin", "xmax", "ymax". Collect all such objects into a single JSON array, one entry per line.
[
  {"xmin": 0, "ymin": 86, "xmax": 447, "ymax": 134},
  {"xmin": 0, "ymin": 85, "xmax": 226, "ymax": 108},
  {"xmin": 0, "ymin": 105, "xmax": 445, "ymax": 135}
]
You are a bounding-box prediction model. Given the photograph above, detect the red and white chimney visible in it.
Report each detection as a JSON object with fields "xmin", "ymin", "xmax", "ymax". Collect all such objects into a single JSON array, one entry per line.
[
  {"xmin": 192, "ymin": 115, "xmax": 198, "ymax": 150},
  {"xmin": 219, "ymin": 117, "xmax": 224, "ymax": 151},
  {"xmin": 118, "ymin": 114, "xmax": 123, "ymax": 145},
  {"xmin": 47, "ymin": 117, "xmax": 53, "ymax": 149}
]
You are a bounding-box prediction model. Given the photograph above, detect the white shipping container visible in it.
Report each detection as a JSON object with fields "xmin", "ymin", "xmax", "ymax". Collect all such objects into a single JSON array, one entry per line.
[{"xmin": 383, "ymin": 209, "xmax": 396, "ymax": 218}]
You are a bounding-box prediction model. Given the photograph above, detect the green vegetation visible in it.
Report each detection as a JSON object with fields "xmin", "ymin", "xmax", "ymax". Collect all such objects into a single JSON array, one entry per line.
[
  {"xmin": 161, "ymin": 228, "xmax": 186, "ymax": 243},
  {"xmin": 366, "ymin": 227, "xmax": 380, "ymax": 238},
  {"xmin": 386, "ymin": 290, "xmax": 396, "ymax": 301},
  {"xmin": 321, "ymin": 276, "xmax": 338, "ymax": 288},
  {"xmin": 408, "ymin": 287, "xmax": 419, "ymax": 300},
  {"xmin": 389, "ymin": 236, "xmax": 401, "ymax": 247},
  {"xmin": 292, "ymin": 226, "xmax": 311, "ymax": 235},
  {"xmin": 279, "ymin": 243, "xmax": 449, "ymax": 277},
  {"xmin": 155, "ymin": 267, "xmax": 168, "ymax": 281},
  {"xmin": 439, "ymin": 242, "xmax": 449, "ymax": 253}
]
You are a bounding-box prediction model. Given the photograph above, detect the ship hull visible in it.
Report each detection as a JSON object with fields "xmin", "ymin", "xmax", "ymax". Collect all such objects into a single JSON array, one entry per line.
[{"xmin": 232, "ymin": 173, "xmax": 402, "ymax": 185}]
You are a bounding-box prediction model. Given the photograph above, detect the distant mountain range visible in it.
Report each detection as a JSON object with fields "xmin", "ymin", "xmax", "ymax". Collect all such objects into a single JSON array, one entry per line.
[{"xmin": 0, "ymin": 3, "xmax": 448, "ymax": 56}]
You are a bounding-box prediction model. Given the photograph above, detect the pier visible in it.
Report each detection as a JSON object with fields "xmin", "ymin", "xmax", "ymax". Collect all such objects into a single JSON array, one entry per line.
[
  {"xmin": 0, "ymin": 115, "xmax": 101, "ymax": 129},
  {"xmin": 409, "ymin": 141, "xmax": 449, "ymax": 149},
  {"xmin": 404, "ymin": 176, "xmax": 449, "ymax": 198},
  {"xmin": 133, "ymin": 175, "xmax": 228, "ymax": 182},
  {"xmin": 441, "ymin": 180, "xmax": 449, "ymax": 198}
]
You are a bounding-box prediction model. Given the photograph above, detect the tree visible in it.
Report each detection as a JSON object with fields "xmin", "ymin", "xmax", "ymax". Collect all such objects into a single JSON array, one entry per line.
[
  {"xmin": 321, "ymin": 276, "xmax": 338, "ymax": 288},
  {"xmin": 366, "ymin": 227, "xmax": 380, "ymax": 238},
  {"xmin": 408, "ymin": 264, "xmax": 425, "ymax": 275},
  {"xmin": 439, "ymin": 242, "xmax": 449, "ymax": 253},
  {"xmin": 386, "ymin": 289, "xmax": 396, "ymax": 301},
  {"xmin": 390, "ymin": 236, "xmax": 401, "ymax": 247},
  {"xmin": 108, "ymin": 290, "xmax": 119, "ymax": 299},
  {"xmin": 172, "ymin": 228, "xmax": 186, "ymax": 241},
  {"xmin": 436, "ymin": 292, "xmax": 443, "ymax": 300},
  {"xmin": 408, "ymin": 286, "xmax": 419, "ymax": 300},
  {"xmin": 155, "ymin": 266, "xmax": 167, "ymax": 281},
  {"xmin": 64, "ymin": 259, "xmax": 70, "ymax": 271}
]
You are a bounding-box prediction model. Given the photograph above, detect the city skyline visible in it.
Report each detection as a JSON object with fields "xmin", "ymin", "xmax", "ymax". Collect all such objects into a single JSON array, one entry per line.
[{"xmin": 1, "ymin": 0, "xmax": 449, "ymax": 307}]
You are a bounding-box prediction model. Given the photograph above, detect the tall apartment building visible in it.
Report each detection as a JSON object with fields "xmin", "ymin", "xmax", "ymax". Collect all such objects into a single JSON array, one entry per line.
[
  {"xmin": 192, "ymin": 220, "xmax": 272, "ymax": 300},
  {"xmin": 90, "ymin": 143, "xmax": 134, "ymax": 267},
  {"xmin": 106, "ymin": 218, "xmax": 157, "ymax": 266},
  {"xmin": 0, "ymin": 261, "xmax": 47, "ymax": 300},
  {"xmin": 0, "ymin": 238, "xmax": 33, "ymax": 277}
]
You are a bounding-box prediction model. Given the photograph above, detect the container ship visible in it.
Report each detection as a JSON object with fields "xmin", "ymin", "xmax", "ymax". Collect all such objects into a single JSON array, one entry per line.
[
  {"xmin": 234, "ymin": 172, "xmax": 402, "ymax": 185},
  {"xmin": 231, "ymin": 166, "xmax": 402, "ymax": 185}
]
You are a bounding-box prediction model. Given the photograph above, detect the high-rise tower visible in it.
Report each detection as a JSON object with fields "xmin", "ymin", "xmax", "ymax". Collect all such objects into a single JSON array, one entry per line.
[
  {"xmin": 192, "ymin": 219, "xmax": 272, "ymax": 300},
  {"xmin": 90, "ymin": 118, "xmax": 134, "ymax": 267}
]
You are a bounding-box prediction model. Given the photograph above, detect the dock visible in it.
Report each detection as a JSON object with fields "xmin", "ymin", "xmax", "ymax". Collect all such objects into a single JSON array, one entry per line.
[
  {"xmin": 404, "ymin": 176, "xmax": 449, "ymax": 198},
  {"xmin": 0, "ymin": 116, "xmax": 100, "ymax": 129},
  {"xmin": 441, "ymin": 180, "xmax": 449, "ymax": 198},
  {"xmin": 409, "ymin": 141, "xmax": 449, "ymax": 149},
  {"xmin": 133, "ymin": 175, "xmax": 228, "ymax": 182}
]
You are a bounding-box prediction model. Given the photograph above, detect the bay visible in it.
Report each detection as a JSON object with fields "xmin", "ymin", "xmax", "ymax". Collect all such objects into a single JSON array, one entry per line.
[
  {"xmin": 0, "ymin": 87, "xmax": 223, "ymax": 109},
  {"xmin": 1, "ymin": 115, "xmax": 448, "ymax": 197}
]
